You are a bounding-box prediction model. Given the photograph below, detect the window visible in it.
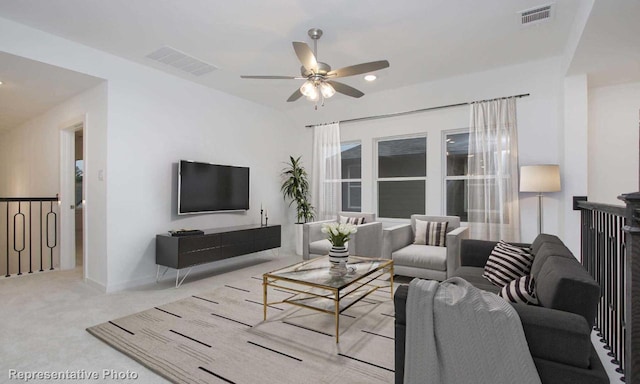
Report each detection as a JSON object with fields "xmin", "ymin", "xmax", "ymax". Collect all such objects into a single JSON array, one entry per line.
[
  {"xmin": 444, "ymin": 131, "xmax": 469, "ymax": 222},
  {"xmin": 377, "ymin": 136, "xmax": 427, "ymax": 218},
  {"xmin": 341, "ymin": 142, "xmax": 362, "ymax": 212}
]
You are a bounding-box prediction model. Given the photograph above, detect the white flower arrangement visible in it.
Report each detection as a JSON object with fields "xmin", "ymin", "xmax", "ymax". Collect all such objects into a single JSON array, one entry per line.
[{"xmin": 321, "ymin": 222, "xmax": 358, "ymax": 247}]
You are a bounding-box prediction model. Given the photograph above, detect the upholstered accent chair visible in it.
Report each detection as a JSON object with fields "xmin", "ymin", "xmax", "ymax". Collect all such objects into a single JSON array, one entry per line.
[
  {"xmin": 302, "ymin": 212, "xmax": 383, "ymax": 260},
  {"xmin": 382, "ymin": 215, "xmax": 468, "ymax": 280}
]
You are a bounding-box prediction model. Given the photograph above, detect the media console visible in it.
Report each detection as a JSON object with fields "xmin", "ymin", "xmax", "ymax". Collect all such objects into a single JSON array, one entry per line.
[{"xmin": 156, "ymin": 224, "xmax": 281, "ymax": 287}]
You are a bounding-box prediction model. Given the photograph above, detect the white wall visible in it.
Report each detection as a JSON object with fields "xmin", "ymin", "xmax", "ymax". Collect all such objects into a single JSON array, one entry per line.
[
  {"xmin": 287, "ymin": 57, "xmax": 567, "ymax": 243},
  {"xmin": 588, "ymin": 81, "xmax": 640, "ymax": 204},
  {"xmin": 0, "ymin": 17, "xmax": 300, "ymax": 292},
  {"xmin": 0, "ymin": 83, "xmax": 108, "ymax": 285},
  {"xmin": 562, "ymin": 75, "xmax": 589, "ymax": 255}
]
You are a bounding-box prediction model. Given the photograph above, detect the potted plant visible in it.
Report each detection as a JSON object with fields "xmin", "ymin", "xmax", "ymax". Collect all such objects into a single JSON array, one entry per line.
[{"xmin": 281, "ymin": 155, "xmax": 315, "ymax": 255}]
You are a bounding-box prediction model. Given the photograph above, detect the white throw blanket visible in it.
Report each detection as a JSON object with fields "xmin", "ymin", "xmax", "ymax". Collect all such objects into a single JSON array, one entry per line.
[{"xmin": 404, "ymin": 277, "xmax": 541, "ymax": 384}]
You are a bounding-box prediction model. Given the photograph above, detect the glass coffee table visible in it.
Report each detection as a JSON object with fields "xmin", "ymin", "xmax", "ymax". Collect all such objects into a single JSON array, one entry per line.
[{"xmin": 262, "ymin": 256, "xmax": 394, "ymax": 343}]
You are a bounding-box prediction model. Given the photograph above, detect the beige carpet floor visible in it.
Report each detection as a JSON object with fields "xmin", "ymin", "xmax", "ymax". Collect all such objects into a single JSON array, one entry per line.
[{"xmin": 87, "ymin": 276, "xmax": 396, "ymax": 384}]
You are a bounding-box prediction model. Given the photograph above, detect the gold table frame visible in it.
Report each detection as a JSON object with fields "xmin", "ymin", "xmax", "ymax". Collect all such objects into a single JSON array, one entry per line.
[{"xmin": 262, "ymin": 256, "xmax": 394, "ymax": 343}]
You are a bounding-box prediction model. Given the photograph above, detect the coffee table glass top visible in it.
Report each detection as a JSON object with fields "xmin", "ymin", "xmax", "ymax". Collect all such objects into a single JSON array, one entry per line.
[{"xmin": 264, "ymin": 256, "xmax": 392, "ymax": 290}]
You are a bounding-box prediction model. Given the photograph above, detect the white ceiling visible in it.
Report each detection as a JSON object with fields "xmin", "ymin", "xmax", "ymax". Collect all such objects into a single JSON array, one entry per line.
[
  {"xmin": 0, "ymin": 0, "xmax": 585, "ymax": 111},
  {"xmin": 567, "ymin": 1, "xmax": 640, "ymax": 88},
  {"xmin": 0, "ymin": 52, "xmax": 103, "ymax": 131}
]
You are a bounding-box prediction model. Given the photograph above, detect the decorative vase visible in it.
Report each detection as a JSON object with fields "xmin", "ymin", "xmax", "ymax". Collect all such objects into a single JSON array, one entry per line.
[{"xmin": 329, "ymin": 245, "xmax": 349, "ymax": 276}]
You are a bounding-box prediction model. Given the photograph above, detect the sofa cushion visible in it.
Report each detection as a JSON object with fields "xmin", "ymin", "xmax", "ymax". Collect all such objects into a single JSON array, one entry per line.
[
  {"xmin": 340, "ymin": 215, "xmax": 365, "ymax": 225},
  {"xmin": 530, "ymin": 242, "xmax": 575, "ymax": 279},
  {"xmin": 535, "ymin": 256, "xmax": 600, "ymax": 328},
  {"xmin": 483, "ymin": 241, "xmax": 534, "ymax": 287},
  {"xmin": 450, "ymin": 266, "xmax": 501, "ymax": 294},
  {"xmin": 392, "ymin": 244, "xmax": 447, "ymax": 271},
  {"xmin": 500, "ymin": 275, "xmax": 539, "ymax": 305},
  {"xmin": 531, "ymin": 233, "xmax": 564, "ymax": 255},
  {"xmin": 309, "ymin": 239, "xmax": 332, "ymax": 255},
  {"xmin": 414, "ymin": 220, "xmax": 448, "ymax": 247}
]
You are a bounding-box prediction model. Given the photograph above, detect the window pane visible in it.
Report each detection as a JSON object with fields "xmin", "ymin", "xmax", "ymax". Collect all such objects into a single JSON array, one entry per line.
[
  {"xmin": 446, "ymin": 180, "xmax": 468, "ymax": 222},
  {"xmin": 341, "ymin": 143, "xmax": 361, "ymax": 179},
  {"xmin": 446, "ymin": 132, "xmax": 469, "ymax": 176},
  {"xmin": 467, "ymin": 178, "xmax": 510, "ymax": 223},
  {"xmin": 378, "ymin": 180, "xmax": 425, "ymax": 218},
  {"xmin": 378, "ymin": 137, "xmax": 426, "ymax": 178},
  {"xmin": 341, "ymin": 182, "xmax": 361, "ymax": 212}
]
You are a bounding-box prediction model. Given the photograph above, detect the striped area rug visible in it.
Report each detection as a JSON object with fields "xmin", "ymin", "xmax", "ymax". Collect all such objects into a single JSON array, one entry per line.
[{"xmin": 87, "ymin": 276, "xmax": 396, "ymax": 384}]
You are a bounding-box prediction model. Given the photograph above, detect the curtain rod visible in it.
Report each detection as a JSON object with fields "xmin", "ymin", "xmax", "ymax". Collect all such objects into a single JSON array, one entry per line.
[{"xmin": 305, "ymin": 93, "xmax": 530, "ymax": 128}]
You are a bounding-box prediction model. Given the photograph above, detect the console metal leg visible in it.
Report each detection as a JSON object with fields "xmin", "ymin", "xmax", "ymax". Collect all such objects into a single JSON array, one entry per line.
[
  {"xmin": 156, "ymin": 265, "xmax": 169, "ymax": 283},
  {"xmin": 175, "ymin": 267, "xmax": 193, "ymax": 288}
]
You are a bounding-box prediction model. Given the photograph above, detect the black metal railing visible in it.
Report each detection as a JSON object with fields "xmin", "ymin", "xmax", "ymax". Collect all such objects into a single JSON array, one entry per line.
[
  {"xmin": 579, "ymin": 193, "xmax": 639, "ymax": 383},
  {"xmin": 1, "ymin": 197, "xmax": 59, "ymax": 277}
]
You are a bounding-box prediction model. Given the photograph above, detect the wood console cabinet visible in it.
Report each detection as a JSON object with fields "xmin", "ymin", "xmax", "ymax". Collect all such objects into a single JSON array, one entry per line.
[{"xmin": 156, "ymin": 224, "xmax": 281, "ymax": 271}]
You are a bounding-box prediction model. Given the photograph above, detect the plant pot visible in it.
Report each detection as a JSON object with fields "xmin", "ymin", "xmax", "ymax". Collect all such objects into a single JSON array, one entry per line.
[
  {"xmin": 329, "ymin": 245, "xmax": 349, "ymax": 276},
  {"xmin": 295, "ymin": 223, "xmax": 303, "ymax": 256}
]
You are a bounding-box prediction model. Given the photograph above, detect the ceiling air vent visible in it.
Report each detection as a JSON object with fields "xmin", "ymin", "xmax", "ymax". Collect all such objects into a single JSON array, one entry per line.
[
  {"xmin": 519, "ymin": 4, "xmax": 553, "ymax": 26},
  {"xmin": 146, "ymin": 46, "xmax": 217, "ymax": 76}
]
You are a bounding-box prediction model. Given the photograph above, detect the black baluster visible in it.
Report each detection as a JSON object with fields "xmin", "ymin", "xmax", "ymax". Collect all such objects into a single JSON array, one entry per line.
[
  {"xmin": 5, "ymin": 202, "xmax": 8, "ymax": 277},
  {"xmin": 28, "ymin": 201, "xmax": 32, "ymax": 274},
  {"xmin": 47, "ymin": 201, "xmax": 57, "ymax": 270},
  {"xmin": 39, "ymin": 201, "xmax": 43, "ymax": 272},
  {"xmin": 14, "ymin": 201, "xmax": 25, "ymax": 275}
]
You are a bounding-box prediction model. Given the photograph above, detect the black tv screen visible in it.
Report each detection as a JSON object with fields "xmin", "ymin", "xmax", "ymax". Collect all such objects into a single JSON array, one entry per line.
[{"xmin": 178, "ymin": 160, "xmax": 249, "ymax": 214}]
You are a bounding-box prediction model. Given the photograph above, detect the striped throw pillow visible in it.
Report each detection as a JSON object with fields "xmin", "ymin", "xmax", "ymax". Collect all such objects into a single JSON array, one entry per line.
[
  {"xmin": 414, "ymin": 220, "xmax": 448, "ymax": 247},
  {"xmin": 500, "ymin": 275, "xmax": 539, "ymax": 305},
  {"xmin": 483, "ymin": 241, "xmax": 535, "ymax": 287},
  {"xmin": 339, "ymin": 215, "xmax": 366, "ymax": 225}
]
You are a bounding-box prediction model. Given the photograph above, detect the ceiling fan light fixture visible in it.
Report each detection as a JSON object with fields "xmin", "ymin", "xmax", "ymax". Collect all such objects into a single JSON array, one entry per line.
[
  {"xmin": 320, "ymin": 82, "xmax": 336, "ymax": 98},
  {"xmin": 306, "ymin": 90, "xmax": 319, "ymax": 102},
  {"xmin": 300, "ymin": 80, "xmax": 316, "ymax": 97}
]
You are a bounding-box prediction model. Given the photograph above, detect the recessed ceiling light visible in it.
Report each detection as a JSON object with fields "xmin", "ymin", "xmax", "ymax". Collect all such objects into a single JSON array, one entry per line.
[
  {"xmin": 364, "ymin": 74, "xmax": 377, "ymax": 82},
  {"xmin": 0, "ymin": 81, "xmax": 3, "ymax": 85}
]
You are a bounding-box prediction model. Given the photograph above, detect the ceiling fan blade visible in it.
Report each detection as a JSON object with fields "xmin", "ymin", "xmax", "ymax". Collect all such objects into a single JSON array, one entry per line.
[
  {"xmin": 287, "ymin": 88, "xmax": 303, "ymax": 102},
  {"xmin": 327, "ymin": 81, "xmax": 364, "ymax": 98},
  {"xmin": 327, "ymin": 60, "xmax": 390, "ymax": 78},
  {"xmin": 292, "ymin": 42, "xmax": 318, "ymax": 73},
  {"xmin": 240, "ymin": 75, "xmax": 299, "ymax": 79}
]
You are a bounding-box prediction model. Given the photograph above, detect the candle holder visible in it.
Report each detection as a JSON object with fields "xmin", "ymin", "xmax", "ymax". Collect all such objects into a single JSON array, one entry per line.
[
  {"xmin": 260, "ymin": 208, "xmax": 264, "ymax": 227},
  {"xmin": 265, "ymin": 215, "xmax": 269, "ymax": 227}
]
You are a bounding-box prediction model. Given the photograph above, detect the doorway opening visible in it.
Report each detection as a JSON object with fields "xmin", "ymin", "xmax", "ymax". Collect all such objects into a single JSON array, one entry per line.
[
  {"xmin": 74, "ymin": 130, "xmax": 84, "ymax": 268},
  {"xmin": 59, "ymin": 119, "xmax": 86, "ymax": 275}
]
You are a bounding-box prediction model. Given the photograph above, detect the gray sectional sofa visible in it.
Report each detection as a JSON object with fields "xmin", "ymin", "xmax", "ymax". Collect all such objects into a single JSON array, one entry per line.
[{"xmin": 394, "ymin": 234, "xmax": 609, "ymax": 384}]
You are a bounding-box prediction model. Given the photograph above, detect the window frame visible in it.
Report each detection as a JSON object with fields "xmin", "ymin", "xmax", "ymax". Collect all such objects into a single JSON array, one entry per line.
[
  {"xmin": 442, "ymin": 129, "xmax": 470, "ymax": 222},
  {"xmin": 340, "ymin": 140, "xmax": 362, "ymax": 212},
  {"xmin": 374, "ymin": 133, "xmax": 428, "ymax": 220}
]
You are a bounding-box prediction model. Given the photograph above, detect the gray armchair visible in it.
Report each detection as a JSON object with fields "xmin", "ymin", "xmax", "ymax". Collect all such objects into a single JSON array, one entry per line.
[
  {"xmin": 382, "ymin": 215, "xmax": 468, "ymax": 281},
  {"xmin": 302, "ymin": 212, "xmax": 383, "ymax": 260}
]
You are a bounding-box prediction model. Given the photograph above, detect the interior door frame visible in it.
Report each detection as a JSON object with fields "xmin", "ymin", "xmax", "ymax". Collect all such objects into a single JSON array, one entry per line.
[{"xmin": 59, "ymin": 116, "xmax": 87, "ymax": 276}]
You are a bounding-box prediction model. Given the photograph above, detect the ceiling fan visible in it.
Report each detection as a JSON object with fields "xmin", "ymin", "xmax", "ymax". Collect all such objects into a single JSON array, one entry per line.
[{"xmin": 240, "ymin": 28, "xmax": 389, "ymax": 107}]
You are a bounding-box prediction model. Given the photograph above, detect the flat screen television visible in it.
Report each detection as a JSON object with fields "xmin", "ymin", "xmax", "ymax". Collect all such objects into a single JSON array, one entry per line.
[{"xmin": 178, "ymin": 160, "xmax": 249, "ymax": 215}]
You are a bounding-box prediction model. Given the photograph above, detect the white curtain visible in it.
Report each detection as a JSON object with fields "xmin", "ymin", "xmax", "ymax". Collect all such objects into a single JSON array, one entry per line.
[
  {"xmin": 468, "ymin": 98, "xmax": 520, "ymax": 242},
  {"xmin": 312, "ymin": 123, "xmax": 342, "ymax": 221}
]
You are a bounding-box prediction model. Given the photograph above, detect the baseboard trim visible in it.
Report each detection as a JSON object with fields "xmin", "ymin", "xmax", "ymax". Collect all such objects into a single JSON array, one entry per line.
[
  {"xmin": 84, "ymin": 277, "xmax": 106, "ymax": 292},
  {"xmin": 105, "ymin": 250, "xmax": 284, "ymax": 293}
]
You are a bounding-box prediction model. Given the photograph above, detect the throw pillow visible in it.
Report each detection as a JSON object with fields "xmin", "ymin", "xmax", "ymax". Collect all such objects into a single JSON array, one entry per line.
[
  {"xmin": 483, "ymin": 241, "xmax": 535, "ymax": 287},
  {"xmin": 339, "ymin": 215, "xmax": 366, "ymax": 225},
  {"xmin": 414, "ymin": 220, "xmax": 448, "ymax": 247},
  {"xmin": 500, "ymin": 275, "xmax": 539, "ymax": 305}
]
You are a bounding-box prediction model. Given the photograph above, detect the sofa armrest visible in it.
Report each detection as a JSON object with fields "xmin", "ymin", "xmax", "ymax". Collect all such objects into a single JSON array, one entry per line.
[
  {"xmin": 302, "ymin": 219, "xmax": 333, "ymax": 260},
  {"xmin": 349, "ymin": 222, "xmax": 383, "ymax": 258},
  {"xmin": 445, "ymin": 226, "xmax": 469, "ymax": 278},
  {"xmin": 382, "ymin": 224, "xmax": 413, "ymax": 259},
  {"xmin": 512, "ymin": 303, "xmax": 592, "ymax": 369}
]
